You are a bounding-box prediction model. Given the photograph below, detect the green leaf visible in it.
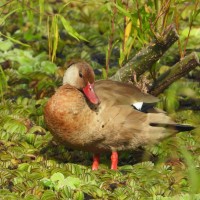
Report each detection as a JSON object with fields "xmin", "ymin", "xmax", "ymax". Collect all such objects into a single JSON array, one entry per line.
[
  {"xmin": 0, "ymin": 39, "xmax": 13, "ymax": 51},
  {"xmin": 41, "ymin": 190, "xmax": 56, "ymax": 200},
  {"xmin": 50, "ymin": 15, "xmax": 59, "ymax": 62},
  {"xmin": 40, "ymin": 61, "xmax": 57, "ymax": 75},
  {"xmin": 25, "ymin": 133, "xmax": 36, "ymax": 145},
  {"xmin": 0, "ymin": 154, "xmax": 12, "ymax": 161},
  {"xmin": 18, "ymin": 65, "xmax": 34, "ymax": 74},
  {"xmin": 50, "ymin": 172, "xmax": 65, "ymax": 183},
  {"xmin": 115, "ymin": 3, "xmax": 135, "ymax": 21},
  {"xmin": 62, "ymin": 176, "xmax": 82, "ymax": 190},
  {"xmin": 63, "ymin": 186, "xmax": 73, "ymax": 198},
  {"xmin": 39, "ymin": 0, "xmax": 45, "ymax": 24},
  {"xmin": 41, "ymin": 178, "xmax": 55, "ymax": 189},
  {"xmin": 0, "ymin": 32, "xmax": 30, "ymax": 47},
  {"xmin": 13, "ymin": 177, "xmax": 24, "ymax": 185},
  {"xmin": 18, "ymin": 163, "xmax": 32, "ymax": 172},
  {"xmin": 27, "ymin": 126, "xmax": 45, "ymax": 135},
  {"xmin": 24, "ymin": 194, "xmax": 39, "ymax": 200},
  {"xmin": 0, "ymin": 9, "xmax": 19, "ymax": 26},
  {"xmin": 59, "ymin": 2, "xmax": 72, "ymax": 13},
  {"xmin": 59, "ymin": 15, "xmax": 87, "ymax": 41},
  {"xmin": 102, "ymin": 68, "xmax": 107, "ymax": 79},
  {"xmin": 73, "ymin": 190, "xmax": 84, "ymax": 200},
  {"xmin": 0, "ymin": 65, "xmax": 7, "ymax": 99}
]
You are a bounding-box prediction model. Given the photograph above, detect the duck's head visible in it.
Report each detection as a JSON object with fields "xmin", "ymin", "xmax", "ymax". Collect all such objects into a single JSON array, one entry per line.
[{"xmin": 63, "ymin": 62, "xmax": 100, "ymax": 105}]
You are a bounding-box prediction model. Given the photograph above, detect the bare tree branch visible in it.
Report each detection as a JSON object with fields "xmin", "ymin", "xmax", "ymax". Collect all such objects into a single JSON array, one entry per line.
[{"xmin": 149, "ymin": 52, "xmax": 200, "ymax": 96}]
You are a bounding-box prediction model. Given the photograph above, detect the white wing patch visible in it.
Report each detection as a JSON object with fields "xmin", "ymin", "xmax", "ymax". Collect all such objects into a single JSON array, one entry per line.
[{"xmin": 132, "ymin": 102, "xmax": 143, "ymax": 110}]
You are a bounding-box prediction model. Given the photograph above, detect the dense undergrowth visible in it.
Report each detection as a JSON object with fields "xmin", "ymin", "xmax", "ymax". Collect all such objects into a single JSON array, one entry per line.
[{"xmin": 0, "ymin": 0, "xmax": 200, "ymax": 199}]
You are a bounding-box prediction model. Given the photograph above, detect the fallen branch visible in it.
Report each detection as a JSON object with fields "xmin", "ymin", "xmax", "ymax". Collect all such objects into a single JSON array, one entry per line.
[
  {"xmin": 110, "ymin": 24, "xmax": 179, "ymax": 82},
  {"xmin": 149, "ymin": 52, "xmax": 200, "ymax": 96}
]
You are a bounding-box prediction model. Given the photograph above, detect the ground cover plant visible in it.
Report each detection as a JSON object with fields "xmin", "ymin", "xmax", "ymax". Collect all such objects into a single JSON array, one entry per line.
[{"xmin": 0, "ymin": 0, "xmax": 200, "ymax": 199}]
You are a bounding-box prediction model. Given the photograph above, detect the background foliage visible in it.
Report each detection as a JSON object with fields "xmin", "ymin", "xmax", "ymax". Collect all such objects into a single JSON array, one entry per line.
[{"xmin": 0, "ymin": 0, "xmax": 200, "ymax": 199}]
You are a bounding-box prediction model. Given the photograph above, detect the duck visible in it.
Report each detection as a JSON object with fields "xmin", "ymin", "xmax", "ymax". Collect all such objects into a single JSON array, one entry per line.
[{"xmin": 44, "ymin": 62, "xmax": 194, "ymax": 170}]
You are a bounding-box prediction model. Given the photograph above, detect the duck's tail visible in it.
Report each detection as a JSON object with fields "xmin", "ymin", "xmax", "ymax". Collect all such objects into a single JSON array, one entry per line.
[{"xmin": 150, "ymin": 123, "xmax": 195, "ymax": 132}]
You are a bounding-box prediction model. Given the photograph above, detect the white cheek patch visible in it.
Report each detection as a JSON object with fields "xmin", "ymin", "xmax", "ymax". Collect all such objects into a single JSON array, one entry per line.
[
  {"xmin": 63, "ymin": 65, "xmax": 79, "ymax": 86},
  {"xmin": 132, "ymin": 102, "xmax": 143, "ymax": 110}
]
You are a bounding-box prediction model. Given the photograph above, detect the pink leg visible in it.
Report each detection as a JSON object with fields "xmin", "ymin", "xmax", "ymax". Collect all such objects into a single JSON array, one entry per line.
[
  {"xmin": 111, "ymin": 151, "xmax": 118, "ymax": 170},
  {"xmin": 92, "ymin": 154, "xmax": 100, "ymax": 170}
]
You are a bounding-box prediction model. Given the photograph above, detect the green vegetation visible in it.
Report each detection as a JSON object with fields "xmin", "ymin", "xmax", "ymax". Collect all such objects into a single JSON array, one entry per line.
[{"xmin": 0, "ymin": 0, "xmax": 200, "ymax": 199}]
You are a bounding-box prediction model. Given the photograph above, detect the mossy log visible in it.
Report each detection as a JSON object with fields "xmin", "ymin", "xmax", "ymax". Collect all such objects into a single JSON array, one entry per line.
[{"xmin": 149, "ymin": 52, "xmax": 200, "ymax": 96}]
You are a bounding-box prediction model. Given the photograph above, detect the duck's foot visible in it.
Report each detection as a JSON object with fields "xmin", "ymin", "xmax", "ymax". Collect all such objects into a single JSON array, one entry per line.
[
  {"xmin": 111, "ymin": 151, "xmax": 118, "ymax": 170},
  {"xmin": 92, "ymin": 154, "xmax": 100, "ymax": 170}
]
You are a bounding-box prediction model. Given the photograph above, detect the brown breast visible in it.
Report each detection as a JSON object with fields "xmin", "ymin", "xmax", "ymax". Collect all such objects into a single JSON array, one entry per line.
[{"xmin": 44, "ymin": 85, "xmax": 89, "ymax": 144}]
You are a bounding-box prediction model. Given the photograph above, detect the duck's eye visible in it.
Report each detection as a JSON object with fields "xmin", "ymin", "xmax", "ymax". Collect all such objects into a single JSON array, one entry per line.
[{"xmin": 79, "ymin": 72, "xmax": 83, "ymax": 78}]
